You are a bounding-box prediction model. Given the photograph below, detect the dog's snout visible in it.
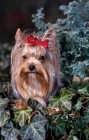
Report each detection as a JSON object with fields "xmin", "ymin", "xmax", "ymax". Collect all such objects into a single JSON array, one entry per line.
[{"xmin": 29, "ymin": 65, "xmax": 35, "ymax": 71}]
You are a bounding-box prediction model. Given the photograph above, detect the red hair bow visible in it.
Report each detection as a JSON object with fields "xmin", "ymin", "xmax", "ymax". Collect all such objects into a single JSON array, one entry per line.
[{"xmin": 26, "ymin": 36, "xmax": 48, "ymax": 48}]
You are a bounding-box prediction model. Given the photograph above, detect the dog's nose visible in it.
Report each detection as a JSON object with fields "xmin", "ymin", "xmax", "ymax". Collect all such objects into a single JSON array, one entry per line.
[{"xmin": 29, "ymin": 65, "xmax": 35, "ymax": 71}]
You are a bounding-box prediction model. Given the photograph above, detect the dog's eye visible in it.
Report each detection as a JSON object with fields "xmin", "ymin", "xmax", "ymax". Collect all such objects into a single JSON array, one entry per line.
[
  {"xmin": 38, "ymin": 56, "xmax": 45, "ymax": 60},
  {"xmin": 23, "ymin": 55, "xmax": 28, "ymax": 59}
]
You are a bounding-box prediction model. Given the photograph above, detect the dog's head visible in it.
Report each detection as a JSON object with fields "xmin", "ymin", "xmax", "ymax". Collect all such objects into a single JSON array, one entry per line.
[{"xmin": 11, "ymin": 28, "xmax": 61, "ymax": 106}]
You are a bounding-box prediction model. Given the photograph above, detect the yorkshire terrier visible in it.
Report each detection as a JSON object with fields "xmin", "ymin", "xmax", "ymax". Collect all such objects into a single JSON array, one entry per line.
[{"xmin": 11, "ymin": 28, "xmax": 61, "ymax": 108}]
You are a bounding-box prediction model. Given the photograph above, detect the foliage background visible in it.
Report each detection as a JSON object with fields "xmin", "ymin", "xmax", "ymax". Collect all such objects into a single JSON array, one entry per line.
[
  {"xmin": 1, "ymin": 0, "xmax": 89, "ymax": 140},
  {"xmin": 0, "ymin": 0, "xmax": 73, "ymax": 83}
]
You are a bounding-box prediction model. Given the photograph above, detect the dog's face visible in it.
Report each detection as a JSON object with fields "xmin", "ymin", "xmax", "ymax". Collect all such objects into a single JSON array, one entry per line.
[{"xmin": 11, "ymin": 28, "xmax": 60, "ymax": 106}]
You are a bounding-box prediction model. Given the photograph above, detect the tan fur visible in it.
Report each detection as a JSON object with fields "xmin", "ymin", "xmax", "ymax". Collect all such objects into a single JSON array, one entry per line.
[{"xmin": 11, "ymin": 28, "xmax": 61, "ymax": 107}]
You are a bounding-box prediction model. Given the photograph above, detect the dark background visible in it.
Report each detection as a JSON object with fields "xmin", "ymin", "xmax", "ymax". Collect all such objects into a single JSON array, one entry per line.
[{"xmin": 0, "ymin": 0, "xmax": 73, "ymax": 44}]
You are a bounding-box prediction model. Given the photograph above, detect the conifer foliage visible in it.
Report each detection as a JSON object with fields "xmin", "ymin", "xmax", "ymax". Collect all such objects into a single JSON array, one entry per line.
[{"xmin": 32, "ymin": 0, "xmax": 89, "ymax": 78}]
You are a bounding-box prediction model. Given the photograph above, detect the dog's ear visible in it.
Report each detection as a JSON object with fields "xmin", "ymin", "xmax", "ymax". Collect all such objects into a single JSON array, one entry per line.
[
  {"xmin": 11, "ymin": 29, "xmax": 24, "ymax": 66},
  {"xmin": 42, "ymin": 28, "xmax": 56, "ymax": 41},
  {"xmin": 15, "ymin": 28, "xmax": 24, "ymax": 43}
]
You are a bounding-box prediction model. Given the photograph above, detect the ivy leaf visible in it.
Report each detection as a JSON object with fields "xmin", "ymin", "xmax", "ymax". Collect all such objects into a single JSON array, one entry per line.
[
  {"xmin": 78, "ymin": 85, "xmax": 89, "ymax": 96},
  {"xmin": 72, "ymin": 118, "xmax": 84, "ymax": 133},
  {"xmin": 82, "ymin": 109, "xmax": 89, "ymax": 123},
  {"xmin": 72, "ymin": 136, "xmax": 79, "ymax": 140},
  {"xmin": 20, "ymin": 114, "xmax": 47, "ymax": 140},
  {"xmin": 84, "ymin": 125, "xmax": 89, "ymax": 138},
  {"xmin": 0, "ymin": 110, "xmax": 10, "ymax": 127},
  {"xmin": 1, "ymin": 121, "xmax": 19, "ymax": 140},
  {"xmin": 49, "ymin": 88, "xmax": 72, "ymax": 110},
  {"xmin": 2, "ymin": 82, "xmax": 11, "ymax": 94},
  {"xmin": 35, "ymin": 103, "xmax": 47, "ymax": 115},
  {"xmin": 14, "ymin": 107, "xmax": 33, "ymax": 127},
  {"xmin": 0, "ymin": 97, "xmax": 9, "ymax": 110},
  {"xmin": 52, "ymin": 121, "xmax": 66, "ymax": 136},
  {"xmin": 74, "ymin": 100, "xmax": 82, "ymax": 111}
]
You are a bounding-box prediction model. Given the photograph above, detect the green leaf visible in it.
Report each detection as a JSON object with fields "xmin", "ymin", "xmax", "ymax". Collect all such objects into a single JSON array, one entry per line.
[
  {"xmin": 0, "ymin": 110, "xmax": 10, "ymax": 127},
  {"xmin": 74, "ymin": 100, "xmax": 82, "ymax": 111},
  {"xmin": 84, "ymin": 125, "xmax": 89, "ymax": 138},
  {"xmin": 82, "ymin": 109, "xmax": 89, "ymax": 123},
  {"xmin": 52, "ymin": 121, "xmax": 66, "ymax": 136},
  {"xmin": 0, "ymin": 97, "xmax": 9, "ymax": 110},
  {"xmin": 72, "ymin": 136, "xmax": 79, "ymax": 140},
  {"xmin": 78, "ymin": 85, "xmax": 89, "ymax": 96},
  {"xmin": 20, "ymin": 114, "xmax": 47, "ymax": 140},
  {"xmin": 2, "ymin": 82, "xmax": 11, "ymax": 94},
  {"xmin": 49, "ymin": 88, "xmax": 72, "ymax": 110},
  {"xmin": 72, "ymin": 118, "xmax": 84, "ymax": 133},
  {"xmin": 14, "ymin": 107, "xmax": 33, "ymax": 127},
  {"xmin": 1, "ymin": 121, "xmax": 19, "ymax": 140}
]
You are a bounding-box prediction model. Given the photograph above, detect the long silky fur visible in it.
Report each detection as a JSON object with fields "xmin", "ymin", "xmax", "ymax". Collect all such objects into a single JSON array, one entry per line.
[{"xmin": 11, "ymin": 28, "xmax": 61, "ymax": 107}]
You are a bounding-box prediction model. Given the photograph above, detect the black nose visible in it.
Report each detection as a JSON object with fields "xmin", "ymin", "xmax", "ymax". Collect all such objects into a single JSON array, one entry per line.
[{"xmin": 29, "ymin": 65, "xmax": 35, "ymax": 71}]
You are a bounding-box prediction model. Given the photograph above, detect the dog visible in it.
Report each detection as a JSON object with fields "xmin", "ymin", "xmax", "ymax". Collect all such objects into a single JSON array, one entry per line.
[{"xmin": 11, "ymin": 28, "xmax": 61, "ymax": 107}]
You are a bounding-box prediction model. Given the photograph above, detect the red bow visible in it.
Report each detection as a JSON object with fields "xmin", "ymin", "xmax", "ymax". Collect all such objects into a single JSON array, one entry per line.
[{"xmin": 26, "ymin": 36, "xmax": 48, "ymax": 48}]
